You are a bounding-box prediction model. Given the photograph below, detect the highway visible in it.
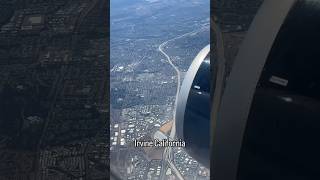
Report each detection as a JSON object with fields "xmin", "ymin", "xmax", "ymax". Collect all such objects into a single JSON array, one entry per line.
[
  {"xmin": 159, "ymin": 26, "xmax": 210, "ymax": 141},
  {"xmin": 158, "ymin": 26, "xmax": 208, "ymax": 180}
]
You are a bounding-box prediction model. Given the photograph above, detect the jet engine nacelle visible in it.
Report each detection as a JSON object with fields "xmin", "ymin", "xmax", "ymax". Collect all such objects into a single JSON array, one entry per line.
[
  {"xmin": 176, "ymin": 1, "xmax": 320, "ymax": 180},
  {"xmin": 176, "ymin": 45, "xmax": 210, "ymax": 167}
]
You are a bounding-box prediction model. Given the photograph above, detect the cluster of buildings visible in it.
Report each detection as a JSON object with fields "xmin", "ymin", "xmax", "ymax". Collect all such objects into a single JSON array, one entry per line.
[
  {"xmin": 110, "ymin": 97, "xmax": 210, "ymax": 179},
  {"xmin": 0, "ymin": 0, "xmax": 109, "ymax": 179}
]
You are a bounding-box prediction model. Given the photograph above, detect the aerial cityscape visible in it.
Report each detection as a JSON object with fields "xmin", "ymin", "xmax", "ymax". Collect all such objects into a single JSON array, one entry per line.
[
  {"xmin": 0, "ymin": 0, "xmax": 109, "ymax": 179},
  {"xmin": 110, "ymin": 0, "xmax": 210, "ymax": 179},
  {"xmin": 0, "ymin": 0, "xmax": 268, "ymax": 179}
]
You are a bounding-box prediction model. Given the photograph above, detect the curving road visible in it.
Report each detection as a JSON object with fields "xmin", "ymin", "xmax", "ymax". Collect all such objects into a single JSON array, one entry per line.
[
  {"xmin": 158, "ymin": 35, "xmax": 182, "ymax": 180},
  {"xmin": 158, "ymin": 26, "xmax": 208, "ymax": 180},
  {"xmin": 158, "ymin": 26, "xmax": 209, "ymax": 141}
]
